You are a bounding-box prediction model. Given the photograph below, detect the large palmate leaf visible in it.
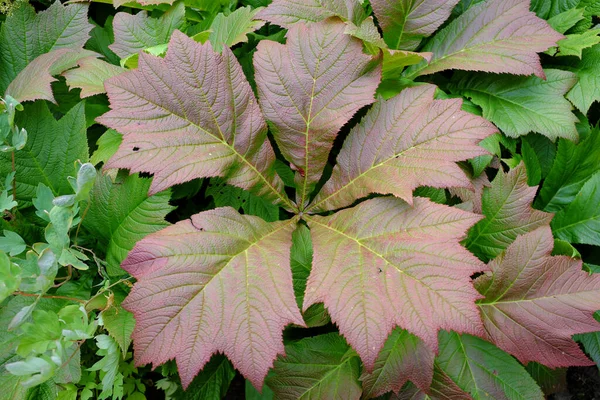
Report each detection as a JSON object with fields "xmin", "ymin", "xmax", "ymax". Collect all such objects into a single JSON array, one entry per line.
[
  {"xmin": 98, "ymin": 30, "xmax": 289, "ymax": 207},
  {"xmin": 309, "ymin": 84, "xmax": 495, "ymax": 212},
  {"xmin": 0, "ymin": 1, "xmax": 93, "ymax": 95},
  {"xmin": 436, "ymin": 331, "xmax": 544, "ymax": 399},
  {"xmin": 405, "ymin": 0, "xmax": 563, "ymax": 79},
  {"xmin": 370, "ymin": 0, "xmax": 460, "ymax": 50},
  {"xmin": 465, "ymin": 163, "xmax": 553, "ymax": 261},
  {"xmin": 121, "ymin": 208, "xmax": 303, "ymax": 388},
  {"xmin": 565, "ymin": 44, "xmax": 600, "ymax": 114},
  {"xmin": 360, "ymin": 329, "xmax": 434, "ymax": 398},
  {"xmin": 452, "ymin": 70, "xmax": 578, "ymax": 140},
  {"xmin": 266, "ymin": 333, "xmax": 362, "ymax": 399},
  {"xmin": 304, "ymin": 197, "xmax": 486, "ymax": 369},
  {"xmin": 109, "ymin": 1, "xmax": 185, "ymax": 60},
  {"xmin": 254, "ymin": 19, "xmax": 380, "ymax": 208},
  {"xmin": 0, "ymin": 102, "xmax": 88, "ymax": 203},
  {"xmin": 257, "ymin": 0, "xmax": 365, "ymax": 28},
  {"xmin": 82, "ymin": 174, "xmax": 174, "ymax": 275},
  {"xmin": 475, "ymin": 227, "xmax": 600, "ymax": 367},
  {"xmin": 551, "ymin": 171, "xmax": 600, "ymax": 246},
  {"xmin": 536, "ymin": 128, "xmax": 600, "ymax": 212}
]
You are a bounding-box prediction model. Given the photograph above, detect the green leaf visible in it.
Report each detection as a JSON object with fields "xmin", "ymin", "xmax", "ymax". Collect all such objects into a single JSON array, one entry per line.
[
  {"xmin": 88, "ymin": 335, "xmax": 122, "ymax": 400},
  {"xmin": 556, "ymin": 28, "xmax": 600, "ymax": 57},
  {"xmin": 101, "ymin": 305, "xmax": 135, "ymax": 357},
  {"xmin": 547, "ymin": 7, "xmax": 585, "ymax": 33},
  {"xmin": 436, "ymin": 331, "xmax": 544, "ymax": 400},
  {"xmin": 536, "ymin": 128, "xmax": 600, "ymax": 212},
  {"xmin": 0, "ymin": 251, "xmax": 20, "ymax": 302},
  {"xmin": 452, "ymin": 69, "xmax": 578, "ymax": 140},
  {"xmin": 0, "ymin": 102, "xmax": 88, "ymax": 204},
  {"xmin": 0, "ymin": 230, "xmax": 26, "ymax": 256},
  {"xmin": 576, "ymin": 312, "xmax": 600, "ymax": 368},
  {"xmin": 109, "ymin": 1, "xmax": 185, "ymax": 60},
  {"xmin": 83, "ymin": 173, "xmax": 174, "ymax": 275},
  {"xmin": 53, "ymin": 346, "xmax": 81, "ymax": 384},
  {"xmin": 63, "ymin": 57, "xmax": 125, "ymax": 98},
  {"xmin": 90, "ymin": 130, "xmax": 122, "ymax": 166},
  {"xmin": 174, "ymin": 356, "xmax": 235, "ymax": 400},
  {"xmin": 520, "ymin": 134, "xmax": 556, "ymax": 186},
  {"xmin": 266, "ymin": 333, "xmax": 362, "ymax": 399},
  {"xmin": 206, "ymin": 178, "xmax": 279, "ymax": 222},
  {"xmin": 465, "ymin": 163, "xmax": 553, "ymax": 261},
  {"xmin": 0, "ymin": 1, "xmax": 93, "ymax": 95},
  {"xmin": 530, "ymin": 0, "xmax": 580, "ymax": 19},
  {"xmin": 524, "ymin": 363, "xmax": 567, "ymax": 396},
  {"xmin": 552, "ymin": 170, "xmax": 600, "ymax": 245},
  {"xmin": 565, "ymin": 44, "xmax": 600, "ymax": 113},
  {"xmin": 209, "ymin": 6, "xmax": 265, "ymax": 53}
]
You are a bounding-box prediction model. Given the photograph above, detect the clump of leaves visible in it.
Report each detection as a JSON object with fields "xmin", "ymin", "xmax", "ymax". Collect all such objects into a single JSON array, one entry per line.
[{"xmin": 92, "ymin": 0, "xmax": 600, "ymax": 397}]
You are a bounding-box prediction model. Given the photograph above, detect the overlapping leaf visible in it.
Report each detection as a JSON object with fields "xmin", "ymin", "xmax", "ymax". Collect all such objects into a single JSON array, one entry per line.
[
  {"xmin": 304, "ymin": 197, "xmax": 486, "ymax": 369},
  {"xmin": 465, "ymin": 163, "xmax": 553, "ymax": 261},
  {"xmin": 109, "ymin": 2, "xmax": 185, "ymax": 60},
  {"xmin": 395, "ymin": 364, "xmax": 471, "ymax": 400},
  {"xmin": 370, "ymin": 0, "xmax": 460, "ymax": 50},
  {"xmin": 98, "ymin": 30, "xmax": 289, "ymax": 206},
  {"xmin": 475, "ymin": 227, "xmax": 600, "ymax": 367},
  {"xmin": 209, "ymin": 6, "xmax": 265, "ymax": 53},
  {"xmin": 406, "ymin": 0, "xmax": 563, "ymax": 79},
  {"xmin": 0, "ymin": 102, "xmax": 88, "ymax": 203},
  {"xmin": 309, "ymin": 84, "xmax": 496, "ymax": 212},
  {"xmin": 258, "ymin": 0, "xmax": 365, "ymax": 28},
  {"xmin": 360, "ymin": 328, "xmax": 434, "ymax": 398},
  {"xmin": 266, "ymin": 333, "xmax": 362, "ymax": 399},
  {"xmin": 254, "ymin": 19, "xmax": 380, "ymax": 207},
  {"xmin": 82, "ymin": 173, "xmax": 174, "ymax": 275},
  {"xmin": 0, "ymin": 1, "xmax": 93, "ymax": 95},
  {"xmin": 565, "ymin": 44, "xmax": 600, "ymax": 114},
  {"xmin": 121, "ymin": 208, "xmax": 303, "ymax": 388},
  {"xmin": 452, "ymin": 70, "xmax": 579, "ymax": 140},
  {"xmin": 63, "ymin": 57, "xmax": 124, "ymax": 98}
]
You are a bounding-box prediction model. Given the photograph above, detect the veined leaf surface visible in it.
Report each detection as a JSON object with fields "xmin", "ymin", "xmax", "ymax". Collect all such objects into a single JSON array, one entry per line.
[
  {"xmin": 305, "ymin": 197, "xmax": 486, "ymax": 369},
  {"xmin": 254, "ymin": 19, "xmax": 380, "ymax": 208},
  {"xmin": 258, "ymin": 0, "xmax": 365, "ymax": 28},
  {"xmin": 121, "ymin": 208, "xmax": 303, "ymax": 388},
  {"xmin": 475, "ymin": 227, "xmax": 600, "ymax": 367},
  {"xmin": 406, "ymin": 0, "xmax": 563, "ymax": 79},
  {"xmin": 309, "ymin": 84, "xmax": 496, "ymax": 212},
  {"xmin": 98, "ymin": 31, "xmax": 290, "ymax": 207},
  {"xmin": 370, "ymin": 0, "xmax": 460, "ymax": 50},
  {"xmin": 62, "ymin": 57, "xmax": 125, "ymax": 98}
]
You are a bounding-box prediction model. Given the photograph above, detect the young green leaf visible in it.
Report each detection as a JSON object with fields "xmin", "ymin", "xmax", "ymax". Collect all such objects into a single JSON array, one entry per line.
[
  {"xmin": 88, "ymin": 335, "xmax": 121, "ymax": 400},
  {"xmin": 406, "ymin": 0, "xmax": 563, "ymax": 79},
  {"xmin": 555, "ymin": 29, "xmax": 600, "ymax": 57},
  {"xmin": 63, "ymin": 57, "xmax": 124, "ymax": 98},
  {"xmin": 309, "ymin": 84, "xmax": 496, "ymax": 212},
  {"xmin": 257, "ymin": 0, "xmax": 365, "ymax": 28},
  {"xmin": 475, "ymin": 226, "xmax": 600, "ymax": 367},
  {"xmin": 83, "ymin": 174, "xmax": 174, "ymax": 275},
  {"xmin": 109, "ymin": 2, "xmax": 185, "ymax": 60},
  {"xmin": 551, "ymin": 171, "xmax": 600, "ymax": 246},
  {"xmin": 98, "ymin": 30, "xmax": 289, "ymax": 207},
  {"xmin": 565, "ymin": 44, "xmax": 600, "ymax": 114},
  {"xmin": 254, "ymin": 19, "xmax": 380, "ymax": 208},
  {"xmin": 370, "ymin": 0, "xmax": 460, "ymax": 50},
  {"xmin": 209, "ymin": 6, "xmax": 265, "ymax": 53},
  {"xmin": 0, "ymin": 1, "xmax": 93, "ymax": 95},
  {"xmin": 0, "ymin": 102, "xmax": 88, "ymax": 203},
  {"xmin": 536, "ymin": 128, "xmax": 600, "ymax": 212},
  {"xmin": 305, "ymin": 197, "xmax": 486, "ymax": 369},
  {"xmin": 101, "ymin": 305, "xmax": 135, "ymax": 358},
  {"xmin": 435, "ymin": 331, "xmax": 544, "ymax": 399},
  {"xmin": 360, "ymin": 329, "xmax": 434, "ymax": 398},
  {"xmin": 451, "ymin": 69, "xmax": 578, "ymax": 140},
  {"xmin": 266, "ymin": 333, "xmax": 362, "ymax": 400},
  {"xmin": 121, "ymin": 208, "xmax": 303, "ymax": 388},
  {"xmin": 465, "ymin": 163, "xmax": 553, "ymax": 261},
  {"xmin": 90, "ymin": 130, "xmax": 122, "ymax": 166},
  {"xmin": 0, "ymin": 251, "xmax": 21, "ymax": 302}
]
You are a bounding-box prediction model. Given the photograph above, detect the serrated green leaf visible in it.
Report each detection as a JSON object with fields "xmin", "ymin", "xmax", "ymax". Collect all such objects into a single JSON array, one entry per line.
[
  {"xmin": 174, "ymin": 356, "xmax": 235, "ymax": 400},
  {"xmin": 209, "ymin": 6, "xmax": 265, "ymax": 53},
  {"xmin": 0, "ymin": 102, "xmax": 88, "ymax": 204},
  {"xmin": 452, "ymin": 69, "xmax": 578, "ymax": 140},
  {"xmin": 0, "ymin": 251, "xmax": 20, "ymax": 302},
  {"xmin": 556, "ymin": 28, "xmax": 600, "ymax": 57},
  {"xmin": 0, "ymin": 230, "xmax": 26, "ymax": 256},
  {"xmin": 536, "ymin": 128, "xmax": 600, "ymax": 212},
  {"xmin": 530, "ymin": 0, "xmax": 580, "ymax": 19},
  {"xmin": 88, "ymin": 335, "xmax": 122, "ymax": 400},
  {"xmin": 547, "ymin": 7, "xmax": 585, "ymax": 33},
  {"xmin": 101, "ymin": 306, "xmax": 134, "ymax": 357},
  {"xmin": 465, "ymin": 163, "xmax": 553, "ymax": 261},
  {"xmin": 552, "ymin": 171, "xmax": 600, "ymax": 245},
  {"xmin": 90, "ymin": 130, "xmax": 122, "ymax": 166},
  {"xmin": 565, "ymin": 43, "xmax": 600, "ymax": 113},
  {"xmin": 83, "ymin": 173, "xmax": 174, "ymax": 275},
  {"xmin": 266, "ymin": 333, "xmax": 362, "ymax": 400},
  {"xmin": 520, "ymin": 134, "xmax": 556, "ymax": 186},
  {"xmin": 576, "ymin": 312, "xmax": 600, "ymax": 368},
  {"xmin": 63, "ymin": 57, "xmax": 124, "ymax": 98},
  {"xmin": 207, "ymin": 178, "xmax": 279, "ymax": 222},
  {"xmin": 437, "ymin": 331, "xmax": 544, "ymax": 400},
  {"xmin": 524, "ymin": 363, "xmax": 567, "ymax": 396}
]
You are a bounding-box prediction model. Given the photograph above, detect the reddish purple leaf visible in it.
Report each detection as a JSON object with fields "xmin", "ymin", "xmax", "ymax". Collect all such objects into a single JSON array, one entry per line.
[
  {"xmin": 254, "ymin": 19, "xmax": 380, "ymax": 208},
  {"xmin": 370, "ymin": 0, "xmax": 460, "ymax": 50},
  {"xmin": 309, "ymin": 84, "xmax": 496, "ymax": 213},
  {"xmin": 97, "ymin": 31, "xmax": 290, "ymax": 207},
  {"xmin": 475, "ymin": 226, "xmax": 600, "ymax": 368},
  {"xmin": 305, "ymin": 197, "xmax": 486, "ymax": 370},
  {"xmin": 406, "ymin": 0, "xmax": 564, "ymax": 79},
  {"xmin": 121, "ymin": 207, "xmax": 303, "ymax": 388},
  {"xmin": 257, "ymin": 0, "xmax": 365, "ymax": 28}
]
